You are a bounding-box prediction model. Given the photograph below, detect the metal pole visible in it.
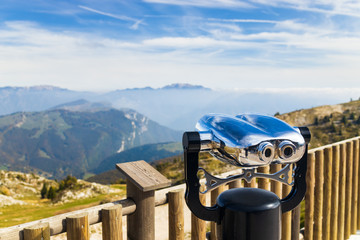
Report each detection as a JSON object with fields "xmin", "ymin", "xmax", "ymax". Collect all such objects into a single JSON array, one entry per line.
[{"xmin": 217, "ymin": 188, "xmax": 281, "ymax": 240}]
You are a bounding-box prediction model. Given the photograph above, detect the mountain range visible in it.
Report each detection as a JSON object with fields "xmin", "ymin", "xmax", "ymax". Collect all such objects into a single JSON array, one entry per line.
[
  {"xmin": 0, "ymin": 101, "xmax": 181, "ymax": 179},
  {"xmin": 1, "ymin": 87, "xmax": 360, "ymax": 182},
  {"xmin": 1, "ymin": 85, "xmax": 359, "ymax": 130}
]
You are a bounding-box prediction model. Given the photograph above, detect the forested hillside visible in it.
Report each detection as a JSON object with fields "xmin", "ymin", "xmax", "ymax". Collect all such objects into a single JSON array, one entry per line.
[
  {"xmin": 0, "ymin": 106, "xmax": 181, "ymax": 179},
  {"xmin": 277, "ymin": 99, "xmax": 360, "ymax": 148}
]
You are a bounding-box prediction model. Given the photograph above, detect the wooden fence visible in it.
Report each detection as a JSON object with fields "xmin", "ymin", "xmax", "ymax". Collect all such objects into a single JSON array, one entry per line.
[{"xmin": 1, "ymin": 137, "xmax": 360, "ymax": 240}]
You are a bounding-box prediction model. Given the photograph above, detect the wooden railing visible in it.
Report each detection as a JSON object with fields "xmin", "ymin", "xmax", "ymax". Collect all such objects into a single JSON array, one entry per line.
[
  {"xmin": 305, "ymin": 136, "xmax": 360, "ymax": 240},
  {"xmin": 1, "ymin": 136, "xmax": 360, "ymax": 240}
]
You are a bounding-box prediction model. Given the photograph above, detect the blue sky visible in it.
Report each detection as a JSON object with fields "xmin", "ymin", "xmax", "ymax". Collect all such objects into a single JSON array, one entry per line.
[{"xmin": 1, "ymin": 0, "xmax": 360, "ymax": 91}]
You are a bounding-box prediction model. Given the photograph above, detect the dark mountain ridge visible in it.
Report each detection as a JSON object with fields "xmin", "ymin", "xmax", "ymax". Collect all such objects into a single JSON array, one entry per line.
[{"xmin": 93, "ymin": 141, "xmax": 182, "ymax": 174}]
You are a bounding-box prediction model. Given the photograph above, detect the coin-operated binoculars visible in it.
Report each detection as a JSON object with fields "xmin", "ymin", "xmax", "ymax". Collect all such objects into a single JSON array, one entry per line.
[{"xmin": 183, "ymin": 114, "xmax": 311, "ymax": 240}]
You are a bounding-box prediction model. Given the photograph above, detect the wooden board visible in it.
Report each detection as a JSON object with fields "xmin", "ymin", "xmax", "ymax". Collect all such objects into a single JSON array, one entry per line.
[{"xmin": 116, "ymin": 160, "xmax": 171, "ymax": 192}]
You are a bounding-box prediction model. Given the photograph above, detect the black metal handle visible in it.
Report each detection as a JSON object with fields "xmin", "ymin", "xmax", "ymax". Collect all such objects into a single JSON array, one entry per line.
[
  {"xmin": 280, "ymin": 126, "xmax": 310, "ymax": 212},
  {"xmin": 280, "ymin": 144, "xmax": 308, "ymax": 212},
  {"xmin": 183, "ymin": 132, "xmax": 221, "ymax": 222}
]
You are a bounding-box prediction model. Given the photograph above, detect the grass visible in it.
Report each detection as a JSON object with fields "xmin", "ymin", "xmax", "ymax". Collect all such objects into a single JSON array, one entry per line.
[
  {"xmin": 82, "ymin": 172, "xmax": 95, "ymax": 180},
  {"xmin": 156, "ymin": 142, "xmax": 182, "ymax": 152},
  {"xmin": 0, "ymin": 185, "xmax": 126, "ymax": 228},
  {"xmin": 110, "ymin": 184, "xmax": 126, "ymax": 191}
]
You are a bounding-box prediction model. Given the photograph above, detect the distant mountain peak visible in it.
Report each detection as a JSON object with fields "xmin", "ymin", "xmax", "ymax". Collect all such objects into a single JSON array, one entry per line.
[
  {"xmin": 28, "ymin": 85, "xmax": 67, "ymax": 91},
  {"xmin": 0, "ymin": 85, "xmax": 68, "ymax": 91},
  {"xmin": 112, "ymin": 84, "xmax": 210, "ymax": 92},
  {"xmin": 161, "ymin": 83, "xmax": 210, "ymax": 90},
  {"xmin": 123, "ymin": 86, "xmax": 154, "ymax": 91}
]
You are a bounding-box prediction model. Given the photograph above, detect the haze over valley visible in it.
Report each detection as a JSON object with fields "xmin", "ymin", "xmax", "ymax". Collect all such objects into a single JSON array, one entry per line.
[{"xmin": 2, "ymin": 84, "xmax": 360, "ymax": 130}]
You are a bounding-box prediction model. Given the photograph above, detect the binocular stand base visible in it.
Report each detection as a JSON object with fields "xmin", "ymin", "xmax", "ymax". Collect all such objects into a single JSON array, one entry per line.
[{"xmin": 216, "ymin": 188, "xmax": 281, "ymax": 240}]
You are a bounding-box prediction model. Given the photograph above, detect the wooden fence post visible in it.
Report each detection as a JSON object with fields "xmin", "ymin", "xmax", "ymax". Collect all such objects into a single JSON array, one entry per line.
[
  {"xmin": 102, "ymin": 205, "xmax": 123, "ymax": 240},
  {"xmin": 228, "ymin": 179, "xmax": 242, "ymax": 189},
  {"xmin": 168, "ymin": 189, "xmax": 184, "ymax": 240},
  {"xmin": 330, "ymin": 144, "xmax": 340, "ymax": 240},
  {"xmin": 291, "ymin": 206, "xmax": 300, "ymax": 240},
  {"xmin": 258, "ymin": 166, "xmax": 270, "ymax": 191},
  {"xmin": 345, "ymin": 141, "xmax": 353, "ymax": 240},
  {"xmin": 191, "ymin": 192, "xmax": 207, "ymax": 240},
  {"xmin": 338, "ymin": 143, "xmax": 347, "ymax": 240},
  {"xmin": 271, "ymin": 164, "xmax": 282, "ymax": 198},
  {"xmin": 357, "ymin": 141, "xmax": 360, "ymax": 230},
  {"xmin": 23, "ymin": 223, "xmax": 50, "ymax": 240},
  {"xmin": 304, "ymin": 153, "xmax": 315, "ymax": 240},
  {"xmin": 323, "ymin": 147, "xmax": 333, "ymax": 240},
  {"xmin": 66, "ymin": 213, "xmax": 89, "ymax": 240},
  {"xmin": 352, "ymin": 139, "xmax": 359, "ymax": 234},
  {"xmin": 281, "ymin": 185, "xmax": 292, "ymax": 240},
  {"xmin": 314, "ymin": 150, "xmax": 324, "ymax": 240},
  {"xmin": 210, "ymin": 186, "xmax": 225, "ymax": 240},
  {"xmin": 116, "ymin": 160, "xmax": 171, "ymax": 240},
  {"xmin": 304, "ymin": 152, "xmax": 315, "ymax": 240},
  {"xmin": 281, "ymin": 165, "xmax": 292, "ymax": 240}
]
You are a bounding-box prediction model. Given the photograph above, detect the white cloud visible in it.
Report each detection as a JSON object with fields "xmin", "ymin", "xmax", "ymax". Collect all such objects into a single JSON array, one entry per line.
[
  {"xmin": 78, "ymin": 5, "xmax": 144, "ymax": 29},
  {"xmin": 143, "ymin": 36, "xmax": 249, "ymax": 48},
  {"xmin": 143, "ymin": 0, "xmax": 253, "ymax": 8},
  {"xmin": 208, "ymin": 18, "xmax": 279, "ymax": 24},
  {"xmin": 250, "ymin": 0, "xmax": 360, "ymax": 18},
  {"xmin": 204, "ymin": 22, "xmax": 243, "ymax": 33},
  {"xmin": 1, "ymin": 19, "xmax": 360, "ymax": 91},
  {"xmin": 144, "ymin": 0, "xmax": 360, "ymax": 18}
]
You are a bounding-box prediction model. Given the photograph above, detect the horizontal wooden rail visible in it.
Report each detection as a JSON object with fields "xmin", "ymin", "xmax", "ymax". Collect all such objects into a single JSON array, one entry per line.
[
  {"xmin": 308, "ymin": 136, "xmax": 360, "ymax": 154},
  {"xmin": 0, "ymin": 198, "xmax": 135, "ymax": 240}
]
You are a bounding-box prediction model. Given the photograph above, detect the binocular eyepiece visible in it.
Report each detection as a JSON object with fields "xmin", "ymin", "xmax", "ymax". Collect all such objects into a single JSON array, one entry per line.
[{"xmin": 196, "ymin": 113, "xmax": 306, "ymax": 167}]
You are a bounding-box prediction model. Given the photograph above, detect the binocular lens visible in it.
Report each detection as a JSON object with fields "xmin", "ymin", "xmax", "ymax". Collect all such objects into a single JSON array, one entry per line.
[
  {"xmin": 258, "ymin": 142, "xmax": 275, "ymax": 163},
  {"xmin": 279, "ymin": 141, "xmax": 296, "ymax": 159},
  {"xmin": 265, "ymin": 148, "xmax": 272, "ymax": 158},
  {"xmin": 283, "ymin": 147, "xmax": 293, "ymax": 157}
]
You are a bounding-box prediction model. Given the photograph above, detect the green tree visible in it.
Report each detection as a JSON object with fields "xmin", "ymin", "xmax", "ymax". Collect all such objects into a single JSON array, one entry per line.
[
  {"xmin": 64, "ymin": 175, "xmax": 77, "ymax": 189},
  {"xmin": 356, "ymin": 116, "xmax": 360, "ymax": 124},
  {"xmin": 341, "ymin": 115, "xmax": 347, "ymax": 125},
  {"xmin": 47, "ymin": 186, "xmax": 56, "ymax": 200},
  {"xmin": 330, "ymin": 122, "xmax": 337, "ymax": 132},
  {"xmin": 40, "ymin": 183, "xmax": 48, "ymax": 199},
  {"xmin": 322, "ymin": 115, "xmax": 330, "ymax": 123},
  {"xmin": 350, "ymin": 112, "xmax": 355, "ymax": 120},
  {"xmin": 314, "ymin": 117, "xmax": 319, "ymax": 125},
  {"xmin": 58, "ymin": 175, "xmax": 78, "ymax": 192},
  {"xmin": 59, "ymin": 180, "xmax": 65, "ymax": 191}
]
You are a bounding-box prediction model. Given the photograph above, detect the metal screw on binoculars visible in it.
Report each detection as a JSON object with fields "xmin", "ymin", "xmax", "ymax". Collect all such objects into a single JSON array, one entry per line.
[{"xmin": 183, "ymin": 114, "xmax": 311, "ymax": 240}]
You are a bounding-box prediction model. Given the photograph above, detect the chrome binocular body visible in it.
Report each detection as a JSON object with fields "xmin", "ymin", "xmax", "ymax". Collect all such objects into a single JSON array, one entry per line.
[{"xmin": 196, "ymin": 113, "xmax": 306, "ymax": 168}]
